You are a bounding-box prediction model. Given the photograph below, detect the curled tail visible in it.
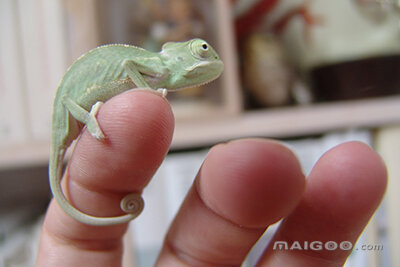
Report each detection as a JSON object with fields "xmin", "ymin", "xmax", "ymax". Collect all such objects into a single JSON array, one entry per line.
[{"xmin": 49, "ymin": 146, "xmax": 144, "ymax": 226}]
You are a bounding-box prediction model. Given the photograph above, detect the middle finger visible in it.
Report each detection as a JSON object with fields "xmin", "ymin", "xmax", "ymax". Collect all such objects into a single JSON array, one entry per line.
[{"xmin": 156, "ymin": 139, "xmax": 306, "ymax": 266}]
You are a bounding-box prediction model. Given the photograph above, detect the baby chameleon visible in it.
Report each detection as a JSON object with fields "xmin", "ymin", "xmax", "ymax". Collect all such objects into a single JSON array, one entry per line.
[{"xmin": 49, "ymin": 38, "xmax": 224, "ymax": 226}]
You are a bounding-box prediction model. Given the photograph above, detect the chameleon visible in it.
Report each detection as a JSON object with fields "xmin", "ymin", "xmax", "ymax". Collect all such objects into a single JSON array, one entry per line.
[{"xmin": 49, "ymin": 38, "xmax": 224, "ymax": 226}]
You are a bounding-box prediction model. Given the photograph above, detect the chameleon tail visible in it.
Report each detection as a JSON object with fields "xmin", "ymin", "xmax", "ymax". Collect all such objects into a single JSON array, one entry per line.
[{"xmin": 49, "ymin": 146, "xmax": 144, "ymax": 226}]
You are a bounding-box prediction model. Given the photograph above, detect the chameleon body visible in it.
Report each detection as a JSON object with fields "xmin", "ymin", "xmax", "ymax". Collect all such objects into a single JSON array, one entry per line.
[{"xmin": 50, "ymin": 38, "xmax": 223, "ymax": 226}]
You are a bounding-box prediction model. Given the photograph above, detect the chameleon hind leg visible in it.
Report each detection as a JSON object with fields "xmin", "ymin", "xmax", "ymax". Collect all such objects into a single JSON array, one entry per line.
[{"xmin": 62, "ymin": 96, "xmax": 105, "ymax": 140}]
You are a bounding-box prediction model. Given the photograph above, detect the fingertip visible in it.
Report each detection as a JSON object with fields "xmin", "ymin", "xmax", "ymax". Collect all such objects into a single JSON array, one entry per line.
[
  {"xmin": 199, "ymin": 138, "xmax": 306, "ymax": 227},
  {"xmin": 258, "ymin": 141, "xmax": 389, "ymax": 265},
  {"xmin": 308, "ymin": 141, "xmax": 387, "ymax": 217},
  {"xmin": 98, "ymin": 89, "xmax": 175, "ymax": 147},
  {"xmin": 71, "ymin": 89, "xmax": 175, "ymax": 192}
]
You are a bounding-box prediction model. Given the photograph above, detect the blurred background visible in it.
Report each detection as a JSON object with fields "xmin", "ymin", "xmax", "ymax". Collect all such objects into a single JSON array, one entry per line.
[{"xmin": 0, "ymin": 0, "xmax": 399, "ymax": 266}]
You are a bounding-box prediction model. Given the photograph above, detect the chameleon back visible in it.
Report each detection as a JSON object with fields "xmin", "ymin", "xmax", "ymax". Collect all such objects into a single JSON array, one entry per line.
[{"xmin": 55, "ymin": 44, "xmax": 157, "ymax": 107}]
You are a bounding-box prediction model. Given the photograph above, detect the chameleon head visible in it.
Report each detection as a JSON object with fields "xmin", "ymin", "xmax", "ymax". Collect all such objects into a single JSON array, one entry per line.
[{"xmin": 160, "ymin": 38, "xmax": 224, "ymax": 90}]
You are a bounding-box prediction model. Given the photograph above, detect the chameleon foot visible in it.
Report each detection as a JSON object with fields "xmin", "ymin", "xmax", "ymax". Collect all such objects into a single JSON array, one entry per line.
[
  {"xmin": 120, "ymin": 193, "xmax": 144, "ymax": 217},
  {"xmin": 90, "ymin": 101, "xmax": 104, "ymax": 116},
  {"xmin": 87, "ymin": 101, "xmax": 105, "ymax": 140},
  {"xmin": 157, "ymin": 88, "xmax": 168, "ymax": 98}
]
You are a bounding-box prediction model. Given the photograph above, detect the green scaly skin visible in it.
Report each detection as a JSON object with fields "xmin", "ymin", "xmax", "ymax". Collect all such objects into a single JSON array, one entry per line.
[{"xmin": 50, "ymin": 38, "xmax": 224, "ymax": 226}]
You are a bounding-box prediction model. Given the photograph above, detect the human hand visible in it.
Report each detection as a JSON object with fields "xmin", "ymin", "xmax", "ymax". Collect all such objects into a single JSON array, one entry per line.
[{"xmin": 36, "ymin": 90, "xmax": 387, "ymax": 267}]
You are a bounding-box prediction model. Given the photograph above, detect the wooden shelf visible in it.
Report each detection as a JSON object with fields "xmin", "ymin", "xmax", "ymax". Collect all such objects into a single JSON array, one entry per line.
[
  {"xmin": 0, "ymin": 141, "xmax": 50, "ymax": 170},
  {"xmin": 2, "ymin": 96, "xmax": 400, "ymax": 170},
  {"xmin": 172, "ymin": 96, "xmax": 400, "ymax": 148}
]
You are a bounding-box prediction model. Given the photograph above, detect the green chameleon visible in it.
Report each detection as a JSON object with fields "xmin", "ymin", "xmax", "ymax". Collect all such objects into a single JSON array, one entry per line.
[{"xmin": 49, "ymin": 38, "xmax": 224, "ymax": 226}]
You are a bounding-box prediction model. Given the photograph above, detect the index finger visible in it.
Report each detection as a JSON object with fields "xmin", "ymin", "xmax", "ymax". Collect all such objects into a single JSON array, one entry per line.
[{"xmin": 36, "ymin": 90, "xmax": 174, "ymax": 267}]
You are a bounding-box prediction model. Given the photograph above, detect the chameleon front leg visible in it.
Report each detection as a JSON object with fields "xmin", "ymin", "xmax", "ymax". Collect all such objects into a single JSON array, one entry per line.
[
  {"xmin": 122, "ymin": 59, "xmax": 169, "ymax": 97},
  {"xmin": 123, "ymin": 59, "xmax": 152, "ymax": 88}
]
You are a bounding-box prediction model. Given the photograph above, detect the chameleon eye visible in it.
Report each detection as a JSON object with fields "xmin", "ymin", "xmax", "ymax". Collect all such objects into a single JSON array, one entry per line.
[{"xmin": 190, "ymin": 39, "xmax": 212, "ymax": 59}]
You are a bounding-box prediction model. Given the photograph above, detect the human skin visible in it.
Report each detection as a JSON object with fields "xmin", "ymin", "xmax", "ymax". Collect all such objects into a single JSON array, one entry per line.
[{"xmin": 36, "ymin": 90, "xmax": 387, "ymax": 267}]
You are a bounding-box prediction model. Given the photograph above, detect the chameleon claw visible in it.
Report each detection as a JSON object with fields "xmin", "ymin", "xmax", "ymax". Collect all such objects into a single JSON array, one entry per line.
[
  {"xmin": 90, "ymin": 127, "xmax": 105, "ymax": 140},
  {"xmin": 157, "ymin": 88, "xmax": 168, "ymax": 98},
  {"xmin": 87, "ymin": 101, "xmax": 105, "ymax": 140}
]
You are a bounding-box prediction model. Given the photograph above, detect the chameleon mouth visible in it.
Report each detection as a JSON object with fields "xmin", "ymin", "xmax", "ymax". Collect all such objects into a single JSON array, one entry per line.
[
  {"xmin": 167, "ymin": 76, "xmax": 220, "ymax": 91},
  {"xmin": 168, "ymin": 75, "xmax": 222, "ymax": 91},
  {"xmin": 170, "ymin": 60, "xmax": 224, "ymax": 91},
  {"xmin": 185, "ymin": 60, "xmax": 224, "ymax": 73}
]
